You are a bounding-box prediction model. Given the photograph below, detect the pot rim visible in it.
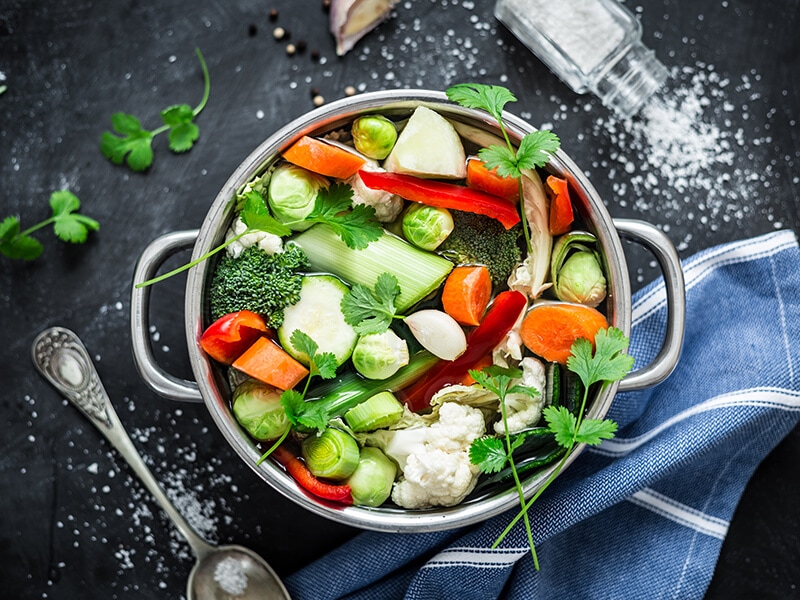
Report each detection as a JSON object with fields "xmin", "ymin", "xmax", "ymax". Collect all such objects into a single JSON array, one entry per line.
[{"xmin": 184, "ymin": 89, "xmax": 631, "ymax": 532}]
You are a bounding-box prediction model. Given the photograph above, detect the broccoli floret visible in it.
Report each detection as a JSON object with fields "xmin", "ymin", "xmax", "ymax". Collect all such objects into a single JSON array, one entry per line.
[
  {"xmin": 437, "ymin": 210, "xmax": 522, "ymax": 286},
  {"xmin": 209, "ymin": 244, "xmax": 309, "ymax": 326}
]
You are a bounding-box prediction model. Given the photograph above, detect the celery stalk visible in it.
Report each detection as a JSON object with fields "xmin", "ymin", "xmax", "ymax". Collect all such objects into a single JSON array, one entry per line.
[{"xmin": 291, "ymin": 224, "xmax": 454, "ymax": 311}]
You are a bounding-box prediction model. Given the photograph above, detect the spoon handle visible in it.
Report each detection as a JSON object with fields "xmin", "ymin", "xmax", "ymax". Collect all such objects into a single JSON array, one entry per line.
[{"xmin": 32, "ymin": 326, "xmax": 214, "ymax": 558}]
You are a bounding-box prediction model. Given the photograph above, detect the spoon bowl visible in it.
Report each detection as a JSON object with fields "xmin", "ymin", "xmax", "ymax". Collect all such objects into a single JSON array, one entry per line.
[{"xmin": 32, "ymin": 326, "xmax": 291, "ymax": 600}]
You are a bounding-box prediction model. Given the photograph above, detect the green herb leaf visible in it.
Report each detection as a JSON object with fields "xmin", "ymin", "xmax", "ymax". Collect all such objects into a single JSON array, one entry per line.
[
  {"xmin": 446, "ymin": 83, "xmax": 517, "ymax": 122},
  {"xmin": 304, "ymin": 183, "xmax": 383, "ymax": 250},
  {"xmin": 240, "ymin": 191, "xmax": 292, "ymax": 237},
  {"xmin": 161, "ymin": 103, "xmax": 200, "ymax": 152},
  {"xmin": 341, "ymin": 272, "xmax": 402, "ymax": 335},
  {"xmin": 575, "ymin": 418, "xmax": 618, "ymax": 445},
  {"xmin": 543, "ymin": 405, "xmax": 578, "ymax": 449},
  {"xmin": 567, "ymin": 327, "xmax": 635, "ymax": 390},
  {"xmin": 50, "ymin": 190, "xmax": 100, "ymax": 243},
  {"xmin": 281, "ymin": 389, "xmax": 329, "ymax": 431},
  {"xmin": 515, "ymin": 131, "xmax": 561, "ymax": 170},
  {"xmin": 477, "ymin": 144, "xmax": 520, "ymax": 179},
  {"xmin": 469, "ymin": 437, "xmax": 509, "ymax": 473},
  {"xmin": 100, "ymin": 113, "xmax": 155, "ymax": 172},
  {"xmin": 0, "ymin": 217, "xmax": 43, "ymax": 260},
  {"xmin": 290, "ymin": 329, "xmax": 338, "ymax": 381}
]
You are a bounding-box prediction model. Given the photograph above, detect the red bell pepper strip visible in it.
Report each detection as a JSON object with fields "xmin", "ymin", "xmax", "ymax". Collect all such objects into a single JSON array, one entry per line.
[
  {"xmin": 272, "ymin": 445, "xmax": 353, "ymax": 505},
  {"xmin": 546, "ymin": 175, "xmax": 574, "ymax": 236},
  {"xmin": 358, "ymin": 170, "xmax": 521, "ymax": 230},
  {"xmin": 399, "ymin": 290, "xmax": 528, "ymax": 412},
  {"xmin": 199, "ymin": 310, "xmax": 269, "ymax": 365}
]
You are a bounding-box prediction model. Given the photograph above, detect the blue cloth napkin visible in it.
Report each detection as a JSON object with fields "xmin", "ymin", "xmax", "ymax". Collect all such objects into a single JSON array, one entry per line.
[{"xmin": 287, "ymin": 230, "xmax": 800, "ymax": 600}]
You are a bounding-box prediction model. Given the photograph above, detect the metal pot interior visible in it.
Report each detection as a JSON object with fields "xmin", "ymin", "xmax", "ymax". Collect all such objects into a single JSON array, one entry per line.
[{"xmin": 184, "ymin": 90, "xmax": 632, "ymax": 532}]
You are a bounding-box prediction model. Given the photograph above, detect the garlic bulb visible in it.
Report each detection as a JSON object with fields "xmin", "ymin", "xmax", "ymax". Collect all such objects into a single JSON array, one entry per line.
[{"xmin": 404, "ymin": 310, "xmax": 467, "ymax": 361}]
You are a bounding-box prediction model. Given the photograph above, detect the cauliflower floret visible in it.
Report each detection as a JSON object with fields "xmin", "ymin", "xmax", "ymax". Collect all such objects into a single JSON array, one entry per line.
[
  {"xmin": 346, "ymin": 162, "xmax": 404, "ymax": 223},
  {"xmin": 493, "ymin": 357, "xmax": 547, "ymax": 436},
  {"xmin": 362, "ymin": 402, "xmax": 485, "ymax": 509},
  {"xmin": 225, "ymin": 216, "xmax": 284, "ymax": 258},
  {"xmin": 492, "ymin": 302, "xmax": 528, "ymax": 368}
]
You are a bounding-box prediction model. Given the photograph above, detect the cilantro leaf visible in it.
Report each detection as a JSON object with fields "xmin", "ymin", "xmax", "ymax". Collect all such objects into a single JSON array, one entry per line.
[
  {"xmin": 0, "ymin": 217, "xmax": 43, "ymax": 260},
  {"xmin": 161, "ymin": 103, "xmax": 199, "ymax": 152},
  {"xmin": 543, "ymin": 405, "xmax": 578, "ymax": 449},
  {"xmin": 0, "ymin": 216, "xmax": 20, "ymax": 243},
  {"xmin": 281, "ymin": 389, "xmax": 329, "ymax": 431},
  {"xmin": 567, "ymin": 327, "xmax": 635, "ymax": 390},
  {"xmin": 341, "ymin": 273, "xmax": 402, "ymax": 335},
  {"xmin": 515, "ymin": 131, "xmax": 561, "ymax": 170},
  {"xmin": 469, "ymin": 437, "xmax": 509, "ymax": 473},
  {"xmin": 575, "ymin": 418, "xmax": 618, "ymax": 445},
  {"xmin": 304, "ymin": 183, "xmax": 382, "ymax": 250},
  {"xmin": 477, "ymin": 144, "xmax": 519, "ymax": 179},
  {"xmin": 100, "ymin": 112, "xmax": 155, "ymax": 172},
  {"xmin": 290, "ymin": 330, "xmax": 338, "ymax": 380},
  {"xmin": 240, "ymin": 191, "xmax": 292, "ymax": 237},
  {"xmin": 446, "ymin": 83, "xmax": 517, "ymax": 122}
]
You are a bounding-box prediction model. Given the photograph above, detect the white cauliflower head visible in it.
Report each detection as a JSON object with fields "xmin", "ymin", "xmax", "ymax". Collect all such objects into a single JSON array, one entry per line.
[
  {"xmin": 346, "ymin": 162, "xmax": 404, "ymax": 223},
  {"xmin": 493, "ymin": 357, "xmax": 547, "ymax": 436},
  {"xmin": 225, "ymin": 216, "xmax": 284, "ymax": 258}
]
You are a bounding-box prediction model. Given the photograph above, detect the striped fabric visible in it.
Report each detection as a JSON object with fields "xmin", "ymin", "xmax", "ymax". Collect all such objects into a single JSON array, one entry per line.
[{"xmin": 287, "ymin": 230, "xmax": 800, "ymax": 600}]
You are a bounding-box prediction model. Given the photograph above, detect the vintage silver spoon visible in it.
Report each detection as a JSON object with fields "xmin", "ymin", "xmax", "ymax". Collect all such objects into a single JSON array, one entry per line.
[{"xmin": 32, "ymin": 326, "xmax": 291, "ymax": 600}]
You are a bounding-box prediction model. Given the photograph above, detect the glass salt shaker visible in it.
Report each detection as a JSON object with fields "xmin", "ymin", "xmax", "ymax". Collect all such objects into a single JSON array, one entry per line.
[{"xmin": 495, "ymin": 0, "xmax": 668, "ymax": 118}]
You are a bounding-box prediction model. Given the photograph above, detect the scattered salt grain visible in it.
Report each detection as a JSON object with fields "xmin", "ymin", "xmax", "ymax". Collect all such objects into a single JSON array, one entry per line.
[{"xmin": 214, "ymin": 556, "xmax": 249, "ymax": 596}]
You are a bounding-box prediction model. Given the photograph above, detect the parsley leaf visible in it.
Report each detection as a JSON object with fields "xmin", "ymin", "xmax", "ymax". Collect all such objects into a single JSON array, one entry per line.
[
  {"xmin": 515, "ymin": 131, "xmax": 562, "ymax": 170},
  {"xmin": 543, "ymin": 405, "xmax": 578, "ymax": 449},
  {"xmin": 1, "ymin": 190, "xmax": 99, "ymax": 261},
  {"xmin": 469, "ymin": 437, "xmax": 509, "ymax": 474},
  {"xmin": 100, "ymin": 48, "xmax": 210, "ymax": 171},
  {"xmin": 240, "ymin": 191, "xmax": 292, "ymax": 237},
  {"xmin": 446, "ymin": 83, "xmax": 517, "ymax": 122},
  {"xmin": 304, "ymin": 183, "xmax": 383, "ymax": 250},
  {"xmin": 281, "ymin": 389, "xmax": 330, "ymax": 431},
  {"xmin": 341, "ymin": 273, "xmax": 402, "ymax": 335},
  {"xmin": 289, "ymin": 330, "xmax": 338, "ymax": 381},
  {"xmin": 567, "ymin": 327, "xmax": 635, "ymax": 390}
]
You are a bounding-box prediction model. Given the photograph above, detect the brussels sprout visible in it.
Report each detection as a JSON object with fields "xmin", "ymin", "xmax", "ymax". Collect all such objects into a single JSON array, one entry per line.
[
  {"xmin": 401, "ymin": 203, "xmax": 454, "ymax": 251},
  {"xmin": 267, "ymin": 163, "xmax": 328, "ymax": 230},
  {"xmin": 346, "ymin": 447, "xmax": 397, "ymax": 507},
  {"xmin": 351, "ymin": 115, "xmax": 398, "ymax": 160},
  {"xmin": 551, "ymin": 231, "xmax": 607, "ymax": 307},
  {"xmin": 351, "ymin": 330, "xmax": 409, "ymax": 380},
  {"xmin": 231, "ymin": 379, "xmax": 290, "ymax": 442}
]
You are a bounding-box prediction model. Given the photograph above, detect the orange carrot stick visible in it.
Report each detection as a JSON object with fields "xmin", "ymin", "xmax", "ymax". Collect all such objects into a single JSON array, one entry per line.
[
  {"xmin": 441, "ymin": 265, "xmax": 493, "ymax": 327},
  {"xmin": 232, "ymin": 337, "xmax": 309, "ymax": 390},
  {"xmin": 283, "ymin": 136, "xmax": 366, "ymax": 179},
  {"xmin": 546, "ymin": 175, "xmax": 574, "ymax": 236},
  {"xmin": 520, "ymin": 303, "xmax": 608, "ymax": 364}
]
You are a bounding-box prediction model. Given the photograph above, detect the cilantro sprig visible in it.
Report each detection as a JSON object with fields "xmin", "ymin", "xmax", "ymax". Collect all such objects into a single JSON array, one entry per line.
[
  {"xmin": 301, "ymin": 183, "xmax": 383, "ymax": 250},
  {"xmin": 471, "ymin": 328, "xmax": 633, "ymax": 570},
  {"xmin": 1, "ymin": 190, "xmax": 99, "ymax": 261},
  {"xmin": 446, "ymin": 83, "xmax": 560, "ymax": 249},
  {"xmin": 341, "ymin": 272, "xmax": 404, "ymax": 335},
  {"xmin": 256, "ymin": 330, "xmax": 338, "ymax": 465},
  {"xmin": 100, "ymin": 48, "xmax": 210, "ymax": 172}
]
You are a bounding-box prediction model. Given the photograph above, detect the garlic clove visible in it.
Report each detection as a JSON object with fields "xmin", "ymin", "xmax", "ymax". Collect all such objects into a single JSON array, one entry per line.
[
  {"xmin": 330, "ymin": 0, "xmax": 398, "ymax": 56},
  {"xmin": 404, "ymin": 310, "xmax": 467, "ymax": 361}
]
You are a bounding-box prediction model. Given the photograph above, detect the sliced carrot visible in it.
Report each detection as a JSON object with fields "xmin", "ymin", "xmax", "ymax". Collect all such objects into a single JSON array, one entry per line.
[
  {"xmin": 466, "ymin": 157, "xmax": 519, "ymax": 203},
  {"xmin": 460, "ymin": 353, "xmax": 494, "ymax": 385},
  {"xmin": 282, "ymin": 136, "xmax": 366, "ymax": 179},
  {"xmin": 520, "ymin": 303, "xmax": 608, "ymax": 364},
  {"xmin": 232, "ymin": 336, "xmax": 309, "ymax": 390},
  {"xmin": 441, "ymin": 265, "xmax": 493, "ymax": 327},
  {"xmin": 546, "ymin": 175, "xmax": 574, "ymax": 236}
]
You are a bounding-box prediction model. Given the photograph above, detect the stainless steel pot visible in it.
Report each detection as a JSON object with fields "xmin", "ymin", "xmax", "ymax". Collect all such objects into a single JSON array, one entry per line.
[{"xmin": 131, "ymin": 90, "xmax": 685, "ymax": 533}]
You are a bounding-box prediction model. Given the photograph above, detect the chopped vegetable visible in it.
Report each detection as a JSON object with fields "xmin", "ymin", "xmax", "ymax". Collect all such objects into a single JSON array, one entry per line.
[
  {"xmin": 267, "ymin": 163, "xmax": 328, "ymax": 230},
  {"xmin": 277, "ymin": 275, "xmax": 358, "ymax": 367},
  {"xmin": 272, "ymin": 445, "xmax": 353, "ymax": 504},
  {"xmin": 551, "ymin": 231, "xmax": 607, "ymax": 307},
  {"xmin": 330, "ymin": 0, "xmax": 398, "ymax": 56},
  {"xmin": 292, "ymin": 224, "xmax": 453, "ymax": 312},
  {"xmin": 466, "ymin": 157, "xmax": 519, "ymax": 203},
  {"xmin": 507, "ymin": 170, "xmax": 552, "ymax": 299},
  {"xmin": 400, "ymin": 290, "xmax": 527, "ymax": 412},
  {"xmin": 1, "ymin": 190, "xmax": 99, "ymax": 261},
  {"xmin": 232, "ymin": 336, "xmax": 310, "ymax": 391},
  {"xmin": 359, "ymin": 170, "xmax": 521, "ymax": 230},
  {"xmin": 199, "ymin": 310, "xmax": 268, "ymax": 365},
  {"xmin": 383, "ymin": 105, "xmax": 466, "ymax": 179},
  {"xmin": 208, "ymin": 244, "xmax": 309, "ymax": 325},
  {"xmin": 282, "ymin": 135, "xmax": 366, "ymax": 179},
  {"xmin": 345, "ymin": 446, "xmax": 397, "ymax": 507},
  {"xmin": 519, "ymin": 303, "xmax": 609, "ymax": 364},
  {"xmin": 441, "ymin": 265, "xmax": 492, "ymax": 327},
  {"xmin": 437, "ymin": 210, "xmax": 522, "ymax": 287},
  {"xmin": 546, "ymin": 175, "xmax": 575, "ymax": 235},
  {"xmin": 231, "ymin": 379, "xmax": 290, "ymax": 441},
  {"xmin": 351, "ymin": 330, "xmax": 409, "ymax": 380},
  {"xmin": 344, "ymin": 391, "xmax": 404, "ymax": 432},
  {"xmin": 401, "ymin": 203, "xmax": 454, "ymax": 251},
  {"xmin": 302, "ymin": 427, "xmax": 360, "ymax": 480},
  {"xmin": 403, "ymin": 309, "xmax": 467, "ymax": 361},
  {"xmin": 351, "ymin": 114, "xmax": 398, "ymax": 159}
]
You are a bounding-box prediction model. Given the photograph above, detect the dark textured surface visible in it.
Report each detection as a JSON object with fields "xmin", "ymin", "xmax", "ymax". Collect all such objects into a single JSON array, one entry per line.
[{"xmin": 1, "ymin": 1, "xmax": 798, "ymax": 598}]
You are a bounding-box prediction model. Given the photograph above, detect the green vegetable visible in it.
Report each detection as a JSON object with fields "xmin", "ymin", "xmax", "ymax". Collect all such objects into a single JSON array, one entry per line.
[
  {"xmin": 437, "ymin": 210, "xmax": 522, "ymax": 287},
  {"xmin": 401, "ymin": 204, "xmax": 454, "ymax": 251},
  {"xmin": 292, "ymin": 224, "xmax": 454, "ymax": 312},
  {"xmin": 346, "ymin": 447, "xmax": 397, "ymax": 507},
  {"xmin": 302, "ymin": 427, "xmax": 360, "ymax": 480},
  {"xmin": 231, "ymin": 379, "xmax": 290, "ymax": 441},
  {"xmin": 268, "ymin": 164, "xmax": 328, "ymax": 230},
  {"xmin": 100, "ymin": 48, "xmax": 210, "ymax": 172},
  {"xmin": 341, "ymin": 273, "xmax": 404, "ymax": 336},
  {"xmin": 551, "ymin": 231, "xmax": 607, "ymax": 307},
  {"xmin": 277, "ymin": 275, "xmax": 358, "ymax": 367},
  {"xmin": 1, "ymin": 190, "xmax": 99, "ymax": 261},
  {"xmin": 300, "ymin": 183, "xmax": 384, "ymax": 250},
  {"xmin": 491, "ymin": 327, "xmax": 633, "ymax": 569},
  {"xmin": 208, "ymin": 244, "xmax": 309, "ymax": 325},
  {"xmin": 351, "ymin": 115, "xmax": 398, "ymax": 160},
  {"xmin": 351, "ymin": 330, "xmax": 409, "ymax": 380},
  {"xmin": 344, "ymin": 391, "xmax": 405, "ymax": 432}
]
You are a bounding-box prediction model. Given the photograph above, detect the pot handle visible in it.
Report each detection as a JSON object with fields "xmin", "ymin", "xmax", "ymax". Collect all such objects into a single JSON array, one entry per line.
[
  {"xmin": 130, "ymin": 230, "xmax": 203, "ymax": 403},
  {"xmin": 613, "ymin": 219, "xmax": 686, "ymax": 392}
]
